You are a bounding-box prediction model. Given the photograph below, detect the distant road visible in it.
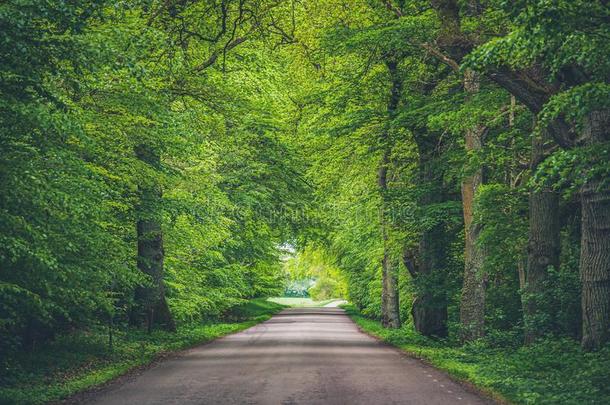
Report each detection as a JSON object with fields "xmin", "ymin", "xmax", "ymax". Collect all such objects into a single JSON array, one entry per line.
[
  {"xmin": 323, "ymin": 299, "xmax": 347, "ymax": 307},
  {"xmin": 86, "ymin": 308, "xmax": 492, "ymax": 405}
]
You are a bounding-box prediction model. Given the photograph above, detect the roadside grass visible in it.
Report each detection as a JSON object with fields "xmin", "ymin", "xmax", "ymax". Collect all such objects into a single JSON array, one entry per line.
[
  {"xmin": 266, "ymin": 297, "xmax": 339, "ymax": 307},
  {"xmin": 0, "ymin": 299, "xmax": 285, "ymax": 405},
  {"xmin": 343, "ymin": 305, "xmax": 610, "ymax": 405}
]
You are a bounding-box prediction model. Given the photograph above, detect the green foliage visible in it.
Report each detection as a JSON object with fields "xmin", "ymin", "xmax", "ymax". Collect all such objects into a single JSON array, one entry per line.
[
  {"xmin": 0, "ymin": 0, "xmax": 141, "ymax": 353},
  {"xmin": 1, "ymin": 0, "xmax": 307, "ymax": 353},
  {"xmin": 1, "ymin": 0, "xmax": 609, "ymax": 402},
  {"xmin": 282, "ymin": 245, "xmax": 347, "ymax": 300}
]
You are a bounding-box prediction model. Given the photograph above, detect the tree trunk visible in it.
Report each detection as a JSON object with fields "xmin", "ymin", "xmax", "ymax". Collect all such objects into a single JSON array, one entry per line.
[
  {"xmin": 134, "ymin": 144, "xmax": 176, "ymax": 333},
  {"xmin": 422, "ymin": 4, "xmax": 487, "ymax": 340},
  {"xmin": 411, "ymin": 217, "xmax": 449, "ymax": 337},
  {"xmin": 517, "ymin": 255, "xmax": 526, "ymax": 292},
  {"xmin": 459, "ymin": 69, "xmax": 487, "ymax": 342},
  {"xmin": 523, "ymin": 129, "xmax": 560, "ymax": 344},
  {"xmin": 408, "ymin": 126, "xmax": 450, "ymax": 338},
  {"xmin": 580, "ymin": 110, "xmax": 610, "ymax": 351},
  {"xmin": 378, "ymin": 59, "xmax": 402, "ymax": 329},
  {"xmin": 379, "ymin": 149, "xmax": 401, "ymax": 329},
  {"xmin": 381, "ymin": 238, "xmax": 401, "ymax": 329}
]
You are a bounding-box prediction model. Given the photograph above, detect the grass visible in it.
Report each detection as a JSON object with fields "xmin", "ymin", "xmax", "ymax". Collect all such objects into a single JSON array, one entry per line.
[
  {"xmin": 0, "ymin": 299, "xmax": 286, "ymax": 405},
  {"xmin": 343, "ymin": 305, "xmax": 610, "ymax": 405},
  {"xmin": 266, "ymin": 297, "xmax": 341, "ymax": 307}
]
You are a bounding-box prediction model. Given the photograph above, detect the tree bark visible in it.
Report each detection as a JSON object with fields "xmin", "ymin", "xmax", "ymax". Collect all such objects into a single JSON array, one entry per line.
[
  {"xmin": 408, "ymin": 124, "xmax": 450, "ymax": 338},
  {"xmin": 425, "ymin": 1, "xmax": 488, "ymax": 342},
  {"xmin": 411, "ymin": 213, "xmax": 449, "ymax": 337},
  {"xmin": 379, "ymin": 149, "xmax": 401, "ymax": 329},
  {"xmin": 523, "ymin": 129, "xmax": 560, "ymax": 344},
  {"xmin": 379, "ymin": 59, "xmax": 402, "ymax": 329},
  {"xmin": 134, "ymin": 144, "xmax": 176, "ymax": 333},
  {"xmin": 381, "ymin": 232, "xmax": 401, "ymax": 329},
  {"xmin": 580, "ymin": 110, "xmax": 610, "ymax": 351},
  {"xmin": 459, "ymin": 69, "xmax": 487, "ymax": 342}
]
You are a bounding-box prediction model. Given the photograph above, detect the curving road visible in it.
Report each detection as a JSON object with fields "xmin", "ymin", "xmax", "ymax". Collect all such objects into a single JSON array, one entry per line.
[{"xmin": 87, "ymin": 308, "xmax": 492, "ymax": 405}]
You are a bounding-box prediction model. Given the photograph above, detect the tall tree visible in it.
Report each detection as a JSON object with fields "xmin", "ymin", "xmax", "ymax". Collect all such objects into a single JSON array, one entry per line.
[
  {"xmin": 463, "ymin": 0, "xmax": 610, "ymax": 350},
  {"xmin": 379, "ymin": 59, "xmax": 402, "ymax": 329},
  {"xmin": 405, "ymin": 124, "xmax": 452, "ymax": 337},
  {"xmin": 459, "ymin": 69, "xmax": 487, "ymax": 341},
  {"xmin": 427, "ymin": 0, "xmax": 489, "ymax": 340},
  {"xmin": 133, "ymin": 144, "xmax": 176, "ymax": 332}
]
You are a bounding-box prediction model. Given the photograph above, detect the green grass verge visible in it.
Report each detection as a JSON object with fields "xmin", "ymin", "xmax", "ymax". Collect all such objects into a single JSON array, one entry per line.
[
  {"xmin": 266, "ymin": 297, "xmax": 340, "ymax": 307},
  {"xmin": 0, "ymin": 299, "xmax": 286, "ymax": 405},
  {"xmin": 343, "ymin": 305, "xmax": 610, "ymax": 405}
]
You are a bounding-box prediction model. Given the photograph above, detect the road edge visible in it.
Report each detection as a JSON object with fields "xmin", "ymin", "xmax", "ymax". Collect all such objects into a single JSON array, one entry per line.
[
  {"xmin": 342, "ymin": 307, "xmax": 513, "ymax": 405},
  {"xmin": 53, "ymin": 311, "xmax": 283, "ymax": 404}
]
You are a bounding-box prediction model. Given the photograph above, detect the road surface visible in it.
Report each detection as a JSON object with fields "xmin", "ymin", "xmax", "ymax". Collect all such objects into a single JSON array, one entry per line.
[
  {"xmin": 323, "ymin": 300, "xmax": 347, "ymax": 307},
  {"xmin": 87, "ymin": 308, "xmax": 492, "ymax": 405}
]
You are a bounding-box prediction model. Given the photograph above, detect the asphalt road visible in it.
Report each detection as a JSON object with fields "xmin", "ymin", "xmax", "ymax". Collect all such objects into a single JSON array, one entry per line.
[{"xmin": 87, "ymin": 308, "xmax": 492, "ymax": 405}]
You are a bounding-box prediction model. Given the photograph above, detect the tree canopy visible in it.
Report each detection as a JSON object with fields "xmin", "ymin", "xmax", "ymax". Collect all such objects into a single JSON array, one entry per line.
[{"xmin": 1, "ymin": 0, "xmax": 610, "ymax": 401}]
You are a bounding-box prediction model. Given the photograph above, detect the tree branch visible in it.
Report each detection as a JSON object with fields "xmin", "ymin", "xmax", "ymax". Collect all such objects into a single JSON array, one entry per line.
[
  {"xmin": 379, "ymin": 1, "xmax": 460, "ymax": 72},
  {"xmin": 403, "ymin": 248, "xmax": 419, "ymax": 278},
  {"xmin": 193, "ymin": 36, "xmax": 249, "ymax": 71},
  {"xmin": 420, "ymin": 42, "xmax": 460, "ymax": 72}
]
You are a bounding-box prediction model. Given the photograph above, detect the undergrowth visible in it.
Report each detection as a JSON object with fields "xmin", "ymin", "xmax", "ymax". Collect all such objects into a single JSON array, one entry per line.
[
  {"xmin": 343, "ymin": 305, "xmax": 610, "ymax": 405},
  {"xmin": 0, "ymin": 299, "xmax": 285, "ymax": 405}
]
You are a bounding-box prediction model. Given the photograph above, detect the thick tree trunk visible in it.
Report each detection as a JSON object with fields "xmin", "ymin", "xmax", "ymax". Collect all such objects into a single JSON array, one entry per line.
[
  {"xmin": 378, "ymin": 60, "xmax": 402, "ymax": 329},
  {"xmin": 409, "ymin": 127, "xmax": 450, "ymax": 338},
  {"xmin": 412, "ymin": 299, "xmax": 448, "ymax": 337},
  {"xmin": 459, "ymin": 69, "xmax": 487, "ymax": 342},
  {"xmin": 523, "ymin": 129, "xmax": 560, "ymax": 344},
  {"xmin": 411, "ymin": 217, "xmax": 449, "ymax": 337},
  {"xmin": 580, "ymin": 110, "xmax": 610, "ymax": 351},
  {"xmin": 523, "ymin": 190, "xmax": 560, "ymax": 342},
  {"xmin": 134, "ymin": 144, "xmax": 176, "ymax": 333}
]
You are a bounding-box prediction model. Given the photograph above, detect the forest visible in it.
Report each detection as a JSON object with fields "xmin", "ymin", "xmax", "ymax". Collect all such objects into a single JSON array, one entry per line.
[{"xmin": 1, "ymin": 0, "xmax": 609, "ymax": 404}]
